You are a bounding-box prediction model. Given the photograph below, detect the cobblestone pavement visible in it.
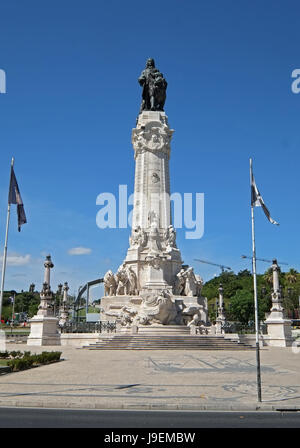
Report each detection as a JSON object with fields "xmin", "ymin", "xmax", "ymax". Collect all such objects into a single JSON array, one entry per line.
[{"xmin": 0, "ymin": 344, "xmax": 299, "ymax": 410}]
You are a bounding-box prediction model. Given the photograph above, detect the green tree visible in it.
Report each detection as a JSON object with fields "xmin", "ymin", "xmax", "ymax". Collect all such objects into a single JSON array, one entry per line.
[
  {"xmin": 286, "ymin": 269, "xmax": 298, "ymax": 285},
  {"xmin": 230, "ymin": 290, "xmax": 254, "ymax": 324}
]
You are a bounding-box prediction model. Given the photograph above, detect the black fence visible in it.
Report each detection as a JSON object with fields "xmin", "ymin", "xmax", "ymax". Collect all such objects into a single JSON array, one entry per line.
[
  {"xmin": 61, "ymin": 321, "xmax": 116, "ymax": 334},
  {"xmin": 223, "ymin": 321, "xmax": 267, "ymax": 335}
]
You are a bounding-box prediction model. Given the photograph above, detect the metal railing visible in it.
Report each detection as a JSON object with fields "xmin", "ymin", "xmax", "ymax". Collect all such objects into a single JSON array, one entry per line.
[{"xmin": 223, "ymin": 322, "xmax": 267, "ymax": 335}]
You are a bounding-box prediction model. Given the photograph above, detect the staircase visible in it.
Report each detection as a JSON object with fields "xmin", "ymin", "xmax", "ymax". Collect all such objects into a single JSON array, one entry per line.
[{"xmin": 83, "ymin": 335, "xmax": 254, "ymax": 350}]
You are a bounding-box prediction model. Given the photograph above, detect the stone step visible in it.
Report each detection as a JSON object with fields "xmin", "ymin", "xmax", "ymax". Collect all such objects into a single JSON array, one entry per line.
[{"xmin": 83, "ymin": 335, "xmax": 254, "ymax": 350}]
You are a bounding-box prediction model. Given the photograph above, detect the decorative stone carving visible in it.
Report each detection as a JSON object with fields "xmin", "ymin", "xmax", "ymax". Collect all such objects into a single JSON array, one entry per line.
[
  {"xmin": 104, "ymin": 270, "xmax": 117, "ymax": 296},
  {"xmin": 129, "ymin": 226, "xmax": 147, "ymax": 248},
  {"xmin": 151, "ymin": 172, "xmax": 160, "ymax": 183},
  {"xmin": 187, "ymin": 313, "xmax": 201, "ymax": 327},
  {"xmin": 37, "ymin": 281, "xmax": 54, "ymax": 315},
  {"xmin": 164, "ymin": 225, "xmax": 177, "ymax": 250},
  {"xmin": 145, "ymin": 254, "xmax": 164, "ymax": 270},
  {"xmin": 106, "ymin": 290, "xmax": 178, "ymax": 327},
  {"xmin": 132, "ymin": 121, "xmax": 173, "ymax": 159},
  {"xmin": 174, "ymin": 268, "xmax": 186, "ymax": 295},
  {"xmin": 115, "ymin": 264, "xmax": 130, "ymax": 295},
  {"xmin": 173, "ymin": 267, "xmax": 202, "ymax": 297},
  {"xmin": 127, "ymin": 266, "xmax": 138, "ymax": 296},
  {"xmin": 184, "ymin": 267, "xmax": 198, "ymax": 297},
  {"xmin": 147, "ymin": 212, "xmax": 162, "ymax": 253},
  {"xmin": 195, "ymin": 274, "xmax": 203, "ymax": 296},
  {"xmin": 137, "ymin": 290, "xmax": 177, "ymax": 325}
]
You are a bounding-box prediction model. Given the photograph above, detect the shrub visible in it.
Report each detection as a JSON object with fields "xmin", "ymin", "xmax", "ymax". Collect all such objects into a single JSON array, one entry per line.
[
  {"xmin": 5, "ymin": 350, "xmax": 62, "ymax": 371},
  {"xmin": 0, "ymin": 351, "xmax": 9, "ymax": 359},
  {"xmin": 7, "ymin": 358, "xmax": 33, "ymax": 371}
]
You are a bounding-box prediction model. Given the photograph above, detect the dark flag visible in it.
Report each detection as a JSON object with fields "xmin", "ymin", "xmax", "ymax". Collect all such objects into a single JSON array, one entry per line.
[
  {"xmin": 8, "ymin": 166, "xmax": 27, "ymax": 231},
  {"xmin": 250, "ymin": 160, "xmax": 279, "ymax": 225}
]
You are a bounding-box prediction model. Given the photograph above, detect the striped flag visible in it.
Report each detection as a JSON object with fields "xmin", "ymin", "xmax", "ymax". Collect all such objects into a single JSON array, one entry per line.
[
  {"xmin": 8, "ymin": 166, "xmax": 27, "ymax": 231},
  {"xmin": 250, "ymin": 159, "xmax": 279, "ymax": 225}
]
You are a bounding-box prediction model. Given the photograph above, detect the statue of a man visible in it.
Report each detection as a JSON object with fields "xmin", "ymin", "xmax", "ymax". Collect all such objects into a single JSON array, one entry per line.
[{"xmin": 138, "ymin": 58, "xmax": 167, "ymax": 113}]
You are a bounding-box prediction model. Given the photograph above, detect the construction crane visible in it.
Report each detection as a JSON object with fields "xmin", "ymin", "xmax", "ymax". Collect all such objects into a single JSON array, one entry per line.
[
  {"xmin": 194, "ymin": 258, "xmax": 232, "ymax": 273},
  {"xmin": 241, "ymin": 255, "xmax": 288, "ymax": 266}
]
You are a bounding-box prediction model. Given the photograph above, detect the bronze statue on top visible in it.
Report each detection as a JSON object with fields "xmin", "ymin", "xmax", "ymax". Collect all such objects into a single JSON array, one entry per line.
[{"xmin": 138, "ymin": 58, "xmax": 167, "ymax": 113}]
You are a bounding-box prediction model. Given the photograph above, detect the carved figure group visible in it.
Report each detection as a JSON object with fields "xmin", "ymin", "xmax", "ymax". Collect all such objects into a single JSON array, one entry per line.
[
  {"xmin": 104, "ymin": 264, "xmax": 138, "ymax": 296},
  {"xmin": 105, "ymin": 290, "xmax": 178, "ymax": 327},
  {"xmin": 164, "ymin": 225, "xmax": 177, "ymax": 250},
  {"xmin": 129, "ymin": 226, "xmax": 147, "ymax": 248},
  {"xmin": 174, "ymin": 267, "xmax": 203, "ymax": 297}
]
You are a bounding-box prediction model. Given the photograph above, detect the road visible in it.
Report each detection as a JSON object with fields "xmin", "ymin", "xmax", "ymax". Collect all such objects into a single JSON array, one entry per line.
[{"xmin": 0, "ymin": 408, "xmax": 299, "ymax": 428}]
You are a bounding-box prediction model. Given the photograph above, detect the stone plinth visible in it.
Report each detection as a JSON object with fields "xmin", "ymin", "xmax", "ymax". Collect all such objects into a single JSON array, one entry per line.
[
  {"xmin": 264, "ymin": 314, "xmax": 293, "ymax": 347},
  {"xmin": 264, "ymin": 260, "xmax": 294, "ymax": 347},
  {"xmin": 27, "ymin": 316, "xmax": 61, "ymax": 346},
  {"xmin": 27, "ymin": 255, "xmax": 61, "ymax": 346}
]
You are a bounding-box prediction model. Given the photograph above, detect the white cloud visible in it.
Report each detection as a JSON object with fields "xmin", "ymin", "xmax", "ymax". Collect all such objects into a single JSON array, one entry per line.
[
  {"xmin": 68, "ymin": 247, "xmax": 92, "ymax": 256},
  {"xmin": 0, "ymin": 253, "xmax": 31, "ymax": 266}
]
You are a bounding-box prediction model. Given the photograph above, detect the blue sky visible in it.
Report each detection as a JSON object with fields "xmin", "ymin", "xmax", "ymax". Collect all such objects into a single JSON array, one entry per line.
[{"xmin": 0, "ymin": 0, "xmax": 299, "ymax": 300}]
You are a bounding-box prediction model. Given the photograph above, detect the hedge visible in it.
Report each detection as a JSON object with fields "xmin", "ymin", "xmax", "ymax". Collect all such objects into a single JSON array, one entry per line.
[{"xmin": 3, "ymin": 351, "xmax": 62, "ymax": 372}]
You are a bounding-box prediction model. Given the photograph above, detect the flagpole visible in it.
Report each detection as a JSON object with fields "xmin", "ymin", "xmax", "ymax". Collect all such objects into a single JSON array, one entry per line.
[
  {"xmin": 0, "ymin": 157, "xmax": 14, "ymax": 324},
  {"xmin": 250, "ymin": 158, "xmax": 262, "ymax": 402}
]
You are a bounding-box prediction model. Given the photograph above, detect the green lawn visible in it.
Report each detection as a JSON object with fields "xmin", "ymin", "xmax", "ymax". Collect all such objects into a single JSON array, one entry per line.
[{"xmin": 0, "ymin": 359, "xmax": 8, "ymax": 366}]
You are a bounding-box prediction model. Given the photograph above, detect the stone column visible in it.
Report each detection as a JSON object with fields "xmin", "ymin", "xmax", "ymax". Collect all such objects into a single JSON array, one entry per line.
[
  {"xmin": 99, "ymin": 109, "xmax": 208, "ymax": 328},
  {"xmin": 37, "ymin": 255, "xmax": 54, "ymax": 317},
  {"xmin": 27, "ymin": 255, "xmax": 60, "ymax": 346},
  {"xmin": 43, "ymin": 255, "xmax": 54, "ymax": 286},
  {"xmin": 59, "ymin": 282, "xmax": 69, "ymax": 328},
  {"xmin": 216, "ymin": 283, "xmax": 226, "ymax": 334},
  {"xmin": 264, "ymin": 259, "xmax": 293, "ymax": 347}
]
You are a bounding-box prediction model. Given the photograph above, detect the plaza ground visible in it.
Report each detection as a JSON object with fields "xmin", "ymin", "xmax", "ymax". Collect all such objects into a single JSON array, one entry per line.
[{"xmin": 0, "ymin": 343, "xmax": 299, "ymax": 411}]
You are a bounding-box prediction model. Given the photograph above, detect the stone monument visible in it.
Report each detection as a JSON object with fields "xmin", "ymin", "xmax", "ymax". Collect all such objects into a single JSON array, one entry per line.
[
  {"xmin": 27, "ymin": 255, "xmax": 61, "ymax": 346},
  {"xmin": 100, "ymin": 59, "xmax": 208, "ymax": 333},
  {"xmin": 215, "ymin": 284, "xmax": 226, "ymax": 335},
  {"xmin": 58, "ymin": 282, "xmax": 70, "ymax": 328},
  {"xmin": 264, "ymin": 259, "xmax": 293, "ymax": 347}
]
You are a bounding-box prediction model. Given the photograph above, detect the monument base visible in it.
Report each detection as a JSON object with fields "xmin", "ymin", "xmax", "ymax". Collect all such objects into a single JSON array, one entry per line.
[
  {"xmin": 27, "ymin": 316, "xmax": 61, "ymax": 346},
  {"xmin": 100, "ymin": 293, "xmax": 208, "ymax": 329},
  {"xmin": 120, "ymin": 324, "xmax": 191, "ymax": 336},
  {"xmin": 265, "ymin": 313, "xmax": 294, "ymax": 347}
]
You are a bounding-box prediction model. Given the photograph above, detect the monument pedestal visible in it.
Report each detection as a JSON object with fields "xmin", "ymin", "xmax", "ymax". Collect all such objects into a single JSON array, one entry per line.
[
  {"xmin": 27, "ymin": 316, "xmax": 61, "ymax": 346},
  {"xmin": 27, "ymin": 255, "xmax": 61, "ymax": 346},
  {"xmin": 264, "ymin": 313, "xmax": 293, "ymax": 347},
  {"xmin": 264, "ymin": 260, "xmax": 294, "ymax": 347},
  {"xmin": 120, "ymin": 324, "xmax": 191, "ymax": 336}
]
